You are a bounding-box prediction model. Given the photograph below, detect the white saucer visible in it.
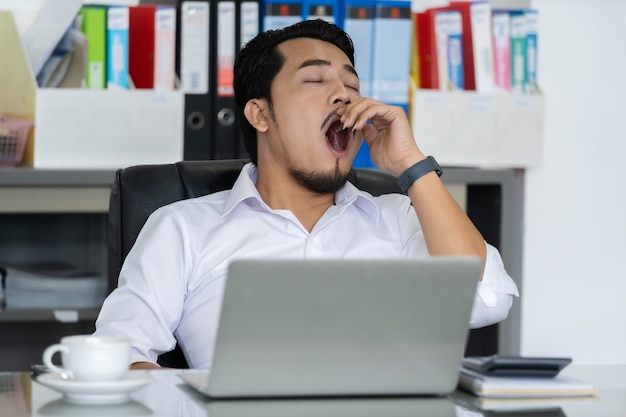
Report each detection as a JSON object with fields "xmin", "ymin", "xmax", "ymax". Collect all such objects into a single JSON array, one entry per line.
[
  {"xmin": 36, "ymin": 372, "xmax": 152, "ymax": 404},
  {"xmin": 37, "ymin": 398, "xmax": 152, "ymax": 416}
]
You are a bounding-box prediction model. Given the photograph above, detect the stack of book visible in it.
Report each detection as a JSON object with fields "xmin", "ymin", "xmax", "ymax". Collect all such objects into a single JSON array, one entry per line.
[
  {"xmin": 454, "ymin": 356, "xmax": 598, "ymax": 413},
  {"xmin": 0, "ymin": 261, "xmax": 106, "ymax": 310}
]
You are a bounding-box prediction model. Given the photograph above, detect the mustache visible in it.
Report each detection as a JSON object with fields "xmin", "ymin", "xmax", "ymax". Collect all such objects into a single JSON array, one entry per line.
[{"xmin": 321, "ymin": 108, "xmax": 341, "ymax": 131}]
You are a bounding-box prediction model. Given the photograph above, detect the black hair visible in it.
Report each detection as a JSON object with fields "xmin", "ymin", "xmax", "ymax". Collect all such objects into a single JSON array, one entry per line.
[{"xmin": 233, "ymin": 19, "xmax": 355, "ymax": 164}]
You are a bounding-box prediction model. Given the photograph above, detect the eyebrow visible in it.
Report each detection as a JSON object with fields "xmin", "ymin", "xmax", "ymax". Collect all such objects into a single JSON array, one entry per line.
[{"xmin": 298, "ymin": 59, "xmax": 359, "ymax": 78}]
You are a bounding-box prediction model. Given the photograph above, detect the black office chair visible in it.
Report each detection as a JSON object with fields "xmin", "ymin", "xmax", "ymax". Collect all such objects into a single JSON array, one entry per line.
[{"xmin": 107, "ymin": 159, "xmax": 402, "ymax": 368}]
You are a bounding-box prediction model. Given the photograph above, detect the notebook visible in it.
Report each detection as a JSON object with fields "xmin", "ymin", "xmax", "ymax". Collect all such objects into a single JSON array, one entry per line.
[{"xmin": 179, "ymin": 257, "xmax": 482, "ymax": 399}]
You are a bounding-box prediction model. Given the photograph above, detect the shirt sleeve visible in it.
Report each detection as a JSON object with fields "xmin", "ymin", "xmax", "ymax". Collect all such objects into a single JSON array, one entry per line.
[
  {"xmin": 395, "ymin": 194, "xmax": 519, "ymax": 329},
  {"xmin": 94, "ymin": 206, "xmax": 189, "ymax": 365},
  {"xmin": 469, "ymin": 243, "xmax": 520, "ymax": 329}
]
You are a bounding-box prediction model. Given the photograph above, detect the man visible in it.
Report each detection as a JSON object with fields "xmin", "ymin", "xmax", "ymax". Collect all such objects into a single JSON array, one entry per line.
[{"xmin": 94, "ymin": 20, "xmax": 518, "ymax": 369}]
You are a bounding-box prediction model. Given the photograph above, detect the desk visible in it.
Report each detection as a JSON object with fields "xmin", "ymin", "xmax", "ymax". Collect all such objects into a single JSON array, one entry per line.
[{"xmin": 1, "ymin": 367, "xmax": 624, "ymax": 417}]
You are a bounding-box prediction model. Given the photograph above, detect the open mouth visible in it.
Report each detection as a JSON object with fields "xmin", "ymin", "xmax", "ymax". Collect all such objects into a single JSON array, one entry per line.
[{"xmin": 325, "ymin": 120, "xmax": 350, "ymax": 152}]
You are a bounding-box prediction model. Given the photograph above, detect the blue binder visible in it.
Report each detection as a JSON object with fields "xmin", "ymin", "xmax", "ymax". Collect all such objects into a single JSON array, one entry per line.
[
  {"xmin": 371, "ymin": 0, "xmax": 411, "ymax": 107},
  {"xmin": 343, "ymin": 0, "xmax": 374, "ymax": 97},
  {"xmin": 262, "ymin": 0, "xmax": 303, "ymax": 31}
]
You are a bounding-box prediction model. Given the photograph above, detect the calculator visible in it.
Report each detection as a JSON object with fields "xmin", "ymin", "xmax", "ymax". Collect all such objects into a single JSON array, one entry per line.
[{"xmin": 462, "ymin": 355, "xmax": 572, "ymax": 377}]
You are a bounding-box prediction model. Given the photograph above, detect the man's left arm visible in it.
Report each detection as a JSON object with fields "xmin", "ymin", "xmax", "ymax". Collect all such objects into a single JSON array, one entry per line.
[
  {"xmin": 341, "ymin": 98, "xmax": 518, "ymax": 327},
  {"xmin": 341, "ymin": 98, "xmax": 485, "ymax": 265}
]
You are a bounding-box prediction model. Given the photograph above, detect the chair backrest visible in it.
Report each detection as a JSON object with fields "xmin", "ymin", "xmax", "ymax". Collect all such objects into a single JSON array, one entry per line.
[{"xmin": 107, "ymin": 159, "xmax": 402, "ymax": 367}]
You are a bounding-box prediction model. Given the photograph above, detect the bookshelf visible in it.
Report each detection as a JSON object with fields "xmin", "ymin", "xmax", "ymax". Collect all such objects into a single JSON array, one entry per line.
[{"xmin": 0, "ymin": 0, "xmax": 531, "ymax": 370}]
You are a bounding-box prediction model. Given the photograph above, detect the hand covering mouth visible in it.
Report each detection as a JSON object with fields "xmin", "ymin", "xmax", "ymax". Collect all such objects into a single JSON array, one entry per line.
[{"xmin": 325, "ymin": 120, "xmax": 350, "ymax": 151}]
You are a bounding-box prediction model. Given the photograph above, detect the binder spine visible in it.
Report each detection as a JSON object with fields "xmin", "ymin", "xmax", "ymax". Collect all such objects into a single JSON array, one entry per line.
[
  {"xmin": 263, "ymin": 1, "xmax": 303, "ymax": 31},
  {"xmin": 178, "ymin": 1, "xmax": 213, "ymax": 160},
  {"xmin": 107, "ymin": 6, "xmax": 130, "ymax": 90},
  {"xmin": 80, "ymin": 6, "xmax": 108, "ymax": 90},
  {"xmin": 371, "ymin": 0, "xmax": 412, "ymax": 107},
  {"xmin": 434, "ymin": 11, "xmax": 450, "ymax": 91},
  {"xmin": 446, "ymin": 11, "xmax": 464, "ymax": 90},
  {"xmin": 492, "ymin": 11, "xmax": 511, "ymax": 92},
  {"xmin": 525, "ymin": 10, "xmax": 538, "ymax": 94},
  {"xmin": 304, "ymin": 0, "xmax": 338, "ymax": 24},
  {"xmin": 236, "ymin": 0, "xmax": 260, "ymax": 158},
  {"xmin": 509, "ymin": 11, "xmax": 527, "ymax": 94},
  {"xmin": 343, "ymin": 0, "xmax": 374, "ymax": 97},
  {"xmin": 468, "ymin": 2, "xmax": 494, "ymax": 92},
  {"xmin": 213, "ymin": 0, "xmax": 238, "ymax": 160},
  {"xmin": 154, "ymin": 6, "xmax": 177, "ymax": 91},
  {"xmin": 240, "ymin": 1, "xmax": 260, "ymax": 47}
]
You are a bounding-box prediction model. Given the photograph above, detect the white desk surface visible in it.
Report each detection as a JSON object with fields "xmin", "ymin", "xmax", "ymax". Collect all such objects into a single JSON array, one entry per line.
[{"xmin": 1, "ymin": 366, "xmax": 625, "ymax": 417}]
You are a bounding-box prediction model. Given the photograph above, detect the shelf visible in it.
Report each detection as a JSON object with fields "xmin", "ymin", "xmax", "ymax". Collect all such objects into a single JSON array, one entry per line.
[
  {"xmin": 0, "ymin": 166, "xmax": 517, "ymax": 213},
  {"xmin": 0, "ymin": 308, "xmax": 100, "ymax": 323},
  {"xmin": 0, "ymin": 168, "xmax": 115, "ymax": 213},
  {"xmin": 0, "ymin": 168, "xmax": 115, "ymax": 186}
]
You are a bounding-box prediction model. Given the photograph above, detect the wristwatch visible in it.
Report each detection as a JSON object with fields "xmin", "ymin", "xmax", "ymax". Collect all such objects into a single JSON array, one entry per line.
[{"xmin": 396, "ymin": 156, "xmax": 442, "ymax": 194}]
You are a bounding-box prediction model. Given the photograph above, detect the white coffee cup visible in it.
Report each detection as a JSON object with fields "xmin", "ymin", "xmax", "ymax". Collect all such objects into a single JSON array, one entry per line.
[{"xmin": 42, "ymin": 335, "xmax": 131, "ymax": 381}]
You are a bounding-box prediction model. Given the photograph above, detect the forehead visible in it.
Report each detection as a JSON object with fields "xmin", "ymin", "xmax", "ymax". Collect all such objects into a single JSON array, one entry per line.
[{"xmin": 277, "ymin": 37, "xmax": 352, "ymax": 68}]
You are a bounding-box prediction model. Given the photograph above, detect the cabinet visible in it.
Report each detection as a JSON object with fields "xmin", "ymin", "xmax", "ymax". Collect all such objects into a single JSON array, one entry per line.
[
  {"xmin": 0, "ymin": 166, "xmax": 522, "ymax": 371},
  {"xmin": 0, "ymin": 169, "xmax": 113, "ymax": 371}
]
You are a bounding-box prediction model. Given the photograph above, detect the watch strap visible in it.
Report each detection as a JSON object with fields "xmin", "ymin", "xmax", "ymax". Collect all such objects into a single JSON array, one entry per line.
[{"xmin": 396, "ymin": 156, "xmax": 442, "ymax": 194}]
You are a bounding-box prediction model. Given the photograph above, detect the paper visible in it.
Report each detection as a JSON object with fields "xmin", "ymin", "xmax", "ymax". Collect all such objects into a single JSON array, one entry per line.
[
  {"xmin": 36, "ymin": 14, "xmax": 86, "ymax": 88},
  {"xmin": 21, "ymin": 0, "xmax": 83, "ymax": 77}
]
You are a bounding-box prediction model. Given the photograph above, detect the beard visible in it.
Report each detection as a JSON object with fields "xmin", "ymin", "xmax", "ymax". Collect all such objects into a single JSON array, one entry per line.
[{"xmin": 289, "ymin": 161, "xmax": 350, "ymax": 194}]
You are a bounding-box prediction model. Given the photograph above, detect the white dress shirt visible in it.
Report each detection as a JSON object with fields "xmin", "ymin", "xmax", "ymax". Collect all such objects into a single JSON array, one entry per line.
[{"xmin": 95, "ymin": 163, "xmax": 519, "ymax": 369}]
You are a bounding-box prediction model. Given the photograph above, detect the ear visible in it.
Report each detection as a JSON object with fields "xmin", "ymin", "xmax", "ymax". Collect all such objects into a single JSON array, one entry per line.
[{"xmin": 244, "ymin": 99, "xmax": 269, "ymax": 133}]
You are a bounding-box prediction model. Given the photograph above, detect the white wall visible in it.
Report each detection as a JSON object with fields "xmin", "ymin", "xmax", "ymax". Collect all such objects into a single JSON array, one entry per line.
[{"xmin": 522, "ymin": 0, "xmax": 626, "ymax": 365}]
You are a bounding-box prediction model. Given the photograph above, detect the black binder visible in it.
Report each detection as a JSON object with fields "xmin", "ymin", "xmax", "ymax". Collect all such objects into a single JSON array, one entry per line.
[
  {"xmin": 234, "ymin": 0, "xmax": 260, "ymax": 159},
  {"xmin": 176, "ymin": 0, "xmax": 214, "ymax": 160},
  {"xmin": 212, "ymin": 0, "xmax": 238, "ymax": 160},
  {"xmin": 212, "ymin": 0, "xmax": 260, "ymax": 160}
]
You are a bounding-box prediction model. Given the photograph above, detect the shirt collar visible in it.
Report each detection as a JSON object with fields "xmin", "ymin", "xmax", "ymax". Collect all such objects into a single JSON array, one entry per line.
[
  {"xmin": 223, "ymin": 163, "xmax": 266, "ymax": 215},
  {"xmin": 223, "ymin": 163, "xmax": 381, "ymax": 223},
  {"xmin": 334, "ymin": 179, "xmax": 381, "ymax": 224}
]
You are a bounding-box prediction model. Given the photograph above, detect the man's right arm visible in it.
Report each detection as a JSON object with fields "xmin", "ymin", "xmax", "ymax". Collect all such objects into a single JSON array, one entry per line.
[
  {"xmin": 131, "ymin": 361, "xmax": 163, "ymax": 370},
  {"xmin": 95, "ymin": 208, "xmax": 187, "ymax": 367}
]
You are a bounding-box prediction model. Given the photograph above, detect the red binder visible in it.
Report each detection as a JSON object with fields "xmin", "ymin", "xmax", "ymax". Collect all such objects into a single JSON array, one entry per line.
[
  {"xmin": 129, "ymin": 5, "xmax": 157, "ymax": 89},
  {"xmin": 416, "ymin": 7, "xmax": 449, "ymax": 89}
]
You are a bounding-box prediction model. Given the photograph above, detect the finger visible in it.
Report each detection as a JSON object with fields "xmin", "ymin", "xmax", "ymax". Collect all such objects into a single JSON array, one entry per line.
[
  {"xmin": 343, "ymin": 100, "xmax": 391, "ymax": 131},
  {"xmin": 340, "ymin": 98, "xmax": 376, "ymax": 129}
]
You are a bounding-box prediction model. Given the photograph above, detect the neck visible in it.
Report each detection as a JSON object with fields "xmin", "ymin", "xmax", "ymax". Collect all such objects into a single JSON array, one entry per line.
[{"xmin": 256, "ymin": 171, "xmax": 335, "ymax": 233}]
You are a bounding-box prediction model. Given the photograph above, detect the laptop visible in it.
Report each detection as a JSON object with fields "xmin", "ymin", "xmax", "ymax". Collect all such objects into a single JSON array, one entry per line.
[{"xmin": 179, "ymin": 257, "xmax": 482, "ymax": 399}]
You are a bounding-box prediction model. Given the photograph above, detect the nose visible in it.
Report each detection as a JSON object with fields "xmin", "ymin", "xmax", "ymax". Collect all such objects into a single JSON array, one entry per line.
[{"xmin": 330, "ymin": 80, "xmax": 351, "ymax": 106}]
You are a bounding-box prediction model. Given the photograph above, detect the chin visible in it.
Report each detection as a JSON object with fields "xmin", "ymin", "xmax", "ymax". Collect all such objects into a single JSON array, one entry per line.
[{"xmin": 290, "ymin": 163, "xmax": 350, "ymax": 194}]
